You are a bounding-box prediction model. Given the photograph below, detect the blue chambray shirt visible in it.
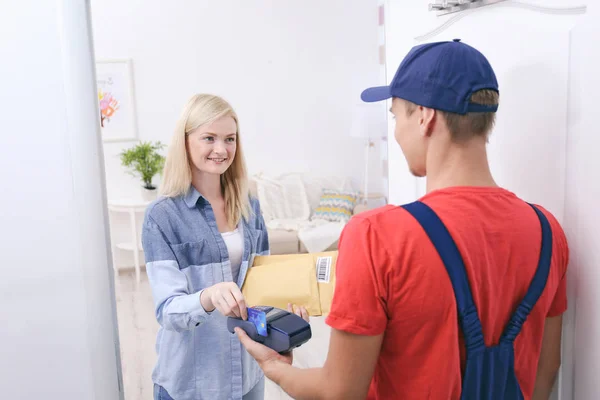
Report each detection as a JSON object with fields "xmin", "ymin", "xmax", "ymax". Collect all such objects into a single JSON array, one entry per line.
[{"xmin": 141, "ymin": 186, "xmax": 270, "ymax": 400}]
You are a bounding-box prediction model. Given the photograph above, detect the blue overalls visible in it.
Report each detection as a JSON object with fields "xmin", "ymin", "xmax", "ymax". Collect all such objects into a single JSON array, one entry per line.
[{"xmin": 402, "ymin": 201, "xmax": 552, "ymax": 400}]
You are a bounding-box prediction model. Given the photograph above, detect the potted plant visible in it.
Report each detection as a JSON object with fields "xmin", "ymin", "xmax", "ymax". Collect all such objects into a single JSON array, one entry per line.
[{"xmin": 120, "ymin": 141, "xmax": 166, "ymax": 201}]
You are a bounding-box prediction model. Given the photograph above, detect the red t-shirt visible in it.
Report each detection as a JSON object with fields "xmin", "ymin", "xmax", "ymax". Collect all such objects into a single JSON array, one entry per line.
[{"xmin": 326, "ymin": 187, "xmax": 569, "ymax": 400}]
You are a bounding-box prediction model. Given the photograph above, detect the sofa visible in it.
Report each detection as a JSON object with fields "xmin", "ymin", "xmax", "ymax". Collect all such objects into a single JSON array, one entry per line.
[{"xmin": 249, "ymin": 173, "xmax": 365, "ymax": 255}]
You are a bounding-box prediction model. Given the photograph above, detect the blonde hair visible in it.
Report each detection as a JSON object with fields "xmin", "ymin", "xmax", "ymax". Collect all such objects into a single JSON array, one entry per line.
[
  {"xmin": 405, "ymin": 89, "xmax": 499, "ymax": 142},
  {"xmin": 160, "ymin": 94, "xmax": 250, "ymax": 225}
]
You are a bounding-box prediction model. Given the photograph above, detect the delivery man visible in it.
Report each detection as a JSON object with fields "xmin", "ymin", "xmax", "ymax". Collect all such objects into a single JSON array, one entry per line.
[{"xmin": 237, "ymin": 39, "xmax": 569, "ymax": 400}]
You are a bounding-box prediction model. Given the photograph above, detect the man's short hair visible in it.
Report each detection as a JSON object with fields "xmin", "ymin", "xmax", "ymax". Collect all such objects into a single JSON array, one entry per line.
[{"xmin": 404, "ymin": 89, "xmax": 499, "ymax": 142}]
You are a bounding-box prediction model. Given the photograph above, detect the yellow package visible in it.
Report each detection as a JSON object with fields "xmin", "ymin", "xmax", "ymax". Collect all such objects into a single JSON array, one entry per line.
[
  {"xmin": 252, "ymin": 251, "xmax": 338, "ymax": 315},
  {"xmin": 311, "ymin": 251, "xmax": 337, "ymax": 314},
  {"xmin": 242, "ymin": 258, "xmax": 322, "ymax": 316}
]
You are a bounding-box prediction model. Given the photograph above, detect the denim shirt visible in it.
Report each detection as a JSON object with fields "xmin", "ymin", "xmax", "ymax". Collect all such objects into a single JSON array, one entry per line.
[{"xmin": 141, "ymin": 186, "xmax": 270, "ymax": 400}]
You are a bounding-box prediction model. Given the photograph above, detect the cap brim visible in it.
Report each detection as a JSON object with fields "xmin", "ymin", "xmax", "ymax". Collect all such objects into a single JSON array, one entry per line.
[{"xmin": 360, "ymin": 86, "xmax": 392, "ymax": 102}]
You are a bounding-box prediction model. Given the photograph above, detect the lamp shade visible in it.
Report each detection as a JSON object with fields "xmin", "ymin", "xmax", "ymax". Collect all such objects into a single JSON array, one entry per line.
[{"xmin": 350, "ymin": 101, "xmax": 387, "ymax": 139}]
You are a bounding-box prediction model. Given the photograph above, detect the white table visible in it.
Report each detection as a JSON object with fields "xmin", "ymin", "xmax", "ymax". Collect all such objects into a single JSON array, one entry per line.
[{"xmin": 107, "ymin": 199, "xmax": 151, "ymax": 284}]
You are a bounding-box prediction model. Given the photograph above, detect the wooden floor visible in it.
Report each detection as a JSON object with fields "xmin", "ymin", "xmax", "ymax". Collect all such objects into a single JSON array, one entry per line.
[{"xmin": 113, "ymin": 268, "xmax": 331, "ymax": 400}]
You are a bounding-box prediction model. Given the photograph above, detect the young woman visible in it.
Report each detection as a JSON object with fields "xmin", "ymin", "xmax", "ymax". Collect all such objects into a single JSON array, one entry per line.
[{"xmin": 142, "ymin": 94, "xmax": 307, "ymax": 400}]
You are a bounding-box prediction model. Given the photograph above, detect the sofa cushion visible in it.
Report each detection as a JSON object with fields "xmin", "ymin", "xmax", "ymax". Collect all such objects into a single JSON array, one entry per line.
[
  {"xmin": 302, "ymin": 175, "xmax": 354, "ymax": 211},
  {"xmin": 253, "ymin": 173, "xmax": 311, "ymax": 222},
  {"xmin": 313, "ymin": 189, "xmax": 358, "ymax": 223}
]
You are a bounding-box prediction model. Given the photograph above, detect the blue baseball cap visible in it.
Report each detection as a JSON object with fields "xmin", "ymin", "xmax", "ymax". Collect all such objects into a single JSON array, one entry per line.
[{"xmin": 361, "ymin": 39, "xmax": 499, "ymax": 115}]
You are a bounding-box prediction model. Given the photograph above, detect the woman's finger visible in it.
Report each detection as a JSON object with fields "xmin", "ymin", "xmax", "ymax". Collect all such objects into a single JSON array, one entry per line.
[
  {"xmin": 213, "ymin": 295, "xmax": 226, "ymax": 315},
  {"xmin": 231, "ymin": 286, "xmax": 247, "ymax": 320},
  {"xmin": 222, "ymin": 292, "xmax": 241, "ymax": 317},
  {"xmin": 300, "ymin": 306, "xmax": 309, "ymax": 322},
  {"xmin": 293, "ymin": 305, "xmax": 302, "ymax": 317}
]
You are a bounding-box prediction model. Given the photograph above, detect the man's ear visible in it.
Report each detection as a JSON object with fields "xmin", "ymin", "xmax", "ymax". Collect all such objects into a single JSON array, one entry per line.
[{"xmin": 418, "ymin": 107, "xmax": 436, "ymax": 138}]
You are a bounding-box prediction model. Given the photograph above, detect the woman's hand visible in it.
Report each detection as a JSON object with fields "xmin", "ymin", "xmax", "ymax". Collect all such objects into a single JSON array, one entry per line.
[
  {"xmin": 200, "ymin": 282, "xmax": 247, "ymax": 320},
  {"xmin": 278, "ymin": 303, "xmax": 310, "ymax": 364},
  {"xmin": 287, "ymin": 303, "xmax": 310, "ymax": 323}
]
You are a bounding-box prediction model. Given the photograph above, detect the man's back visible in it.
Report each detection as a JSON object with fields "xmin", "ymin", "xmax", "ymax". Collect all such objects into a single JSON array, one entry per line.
[{"xmin": 326, "ymin": 186, "xmax": 568, "ymax": 400}]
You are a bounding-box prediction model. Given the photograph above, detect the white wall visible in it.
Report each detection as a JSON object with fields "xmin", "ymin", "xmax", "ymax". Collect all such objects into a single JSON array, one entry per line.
[
  {"xmin": 90, "ymin": 0, "xmax": 385, "ymax": 201},
  {"xmin": 385, "ymin": 0, "xmax": 583, "ymax": 209},
  {"xmin": 567, "ymin": 4, "xmax": 600, "ymax": 398},
  {"xmin": 89, "ymin": 0, "xmax": 387, "ymax": 267},
  {"xmin": 0, "ymin": 1, "xmax": 122, "ymax": 399},
  {"xmin": 385, "ymin": 1, "xmax": 589, "ymax": 399}
]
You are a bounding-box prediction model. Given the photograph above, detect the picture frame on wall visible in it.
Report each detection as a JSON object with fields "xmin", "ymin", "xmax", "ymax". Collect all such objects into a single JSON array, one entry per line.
[{"xmin": 95, "ymin": 59, "xmax": 138, "ymax": 142}]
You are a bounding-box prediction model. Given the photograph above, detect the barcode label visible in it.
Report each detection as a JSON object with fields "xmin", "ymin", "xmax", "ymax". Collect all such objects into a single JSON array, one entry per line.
[{"xmin": 316, "ymin": 257, "xmax": 332, "ymax": 283}]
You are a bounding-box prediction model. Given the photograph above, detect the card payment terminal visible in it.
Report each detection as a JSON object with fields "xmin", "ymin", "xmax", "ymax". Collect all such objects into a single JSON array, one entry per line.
[{"xmin": 227, "ymin": 306, "xmax": 312, "ymax": 354}]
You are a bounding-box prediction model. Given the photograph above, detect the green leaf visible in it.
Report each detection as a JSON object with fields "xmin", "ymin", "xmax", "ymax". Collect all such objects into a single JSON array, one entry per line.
[{"xmin": 119, "ymin": 141, "xmax": 166, "ymax": 188}]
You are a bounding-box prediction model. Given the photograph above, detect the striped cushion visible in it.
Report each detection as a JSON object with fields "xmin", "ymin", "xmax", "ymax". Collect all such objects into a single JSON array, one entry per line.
[{"xmin": 313, "ymin": 189, "xmax": 358, "ymax": 222}]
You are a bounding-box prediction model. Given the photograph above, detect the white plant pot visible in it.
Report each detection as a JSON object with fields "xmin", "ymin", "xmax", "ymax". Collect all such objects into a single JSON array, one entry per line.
[{"xmin": 141, "ymin": 186, "xmax": 158, "ymax": 202}]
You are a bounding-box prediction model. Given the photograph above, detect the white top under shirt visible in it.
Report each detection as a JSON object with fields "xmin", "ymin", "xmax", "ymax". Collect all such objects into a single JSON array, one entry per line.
[{"xmin": 221, "ymin": 224, "xmax": 244, "ymax": 283}]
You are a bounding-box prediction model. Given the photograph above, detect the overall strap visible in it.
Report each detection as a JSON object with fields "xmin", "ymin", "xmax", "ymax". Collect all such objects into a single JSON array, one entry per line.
[
  {"xmin": 500, "ymin": 204, "xmax": 553, "ymax": 343},
  {"xmin": 402, "ymin": 201, "xmax": 485, "ymax": 352}
]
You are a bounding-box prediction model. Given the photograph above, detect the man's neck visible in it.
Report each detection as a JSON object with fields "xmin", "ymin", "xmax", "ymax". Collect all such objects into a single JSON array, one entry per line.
[
  {"xmin": 191, "ymin": 171, "xmax": 223, "ymax": 203},
  {"xmin": 425, "ymin": 136, "xmax": 497, "ymax": 194}
]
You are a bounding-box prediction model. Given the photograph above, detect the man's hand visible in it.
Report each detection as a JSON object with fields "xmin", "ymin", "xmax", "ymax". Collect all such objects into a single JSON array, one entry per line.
[
  {"xmin": 236, "ymin": 303, "xmax": 309, "ymax": 377},
  {"xmin": 239, "ymin": 310, "xmax": 382, "ymax": 400},
  {"xmin": 200, "ymin": 282, "xmax": 248, "ymax": 320}
]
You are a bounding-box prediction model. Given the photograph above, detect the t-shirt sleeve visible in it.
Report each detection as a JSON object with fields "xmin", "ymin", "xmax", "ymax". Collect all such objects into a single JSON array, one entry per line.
[
  {"xmin": 325, "ymin": 217, "xmax": 388, "ymax": 336},
  {"xmin": 547, "ymin": 217, "xmax": 570, "ymax": 317},
  {"xmin": 547, "ymin": 272, "xmax": 567, "ymax": 317}
]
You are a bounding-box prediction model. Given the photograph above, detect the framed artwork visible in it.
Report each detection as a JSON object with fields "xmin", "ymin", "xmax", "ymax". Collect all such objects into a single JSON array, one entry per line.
[{"xmin": 95, "ymin": 59, "xmax": 138, "ymax": 142}]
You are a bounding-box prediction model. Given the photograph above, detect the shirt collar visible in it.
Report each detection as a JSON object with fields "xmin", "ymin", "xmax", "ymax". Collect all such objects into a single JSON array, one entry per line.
[{"xmin": 184, "ymin": 185, "xmax": 205, "ymax": 208}]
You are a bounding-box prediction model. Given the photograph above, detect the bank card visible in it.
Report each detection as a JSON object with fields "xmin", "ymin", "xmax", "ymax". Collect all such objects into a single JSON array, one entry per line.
[{"xmin": 247, "ymin": 307, "xmax": 268, "ymax": 337}]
